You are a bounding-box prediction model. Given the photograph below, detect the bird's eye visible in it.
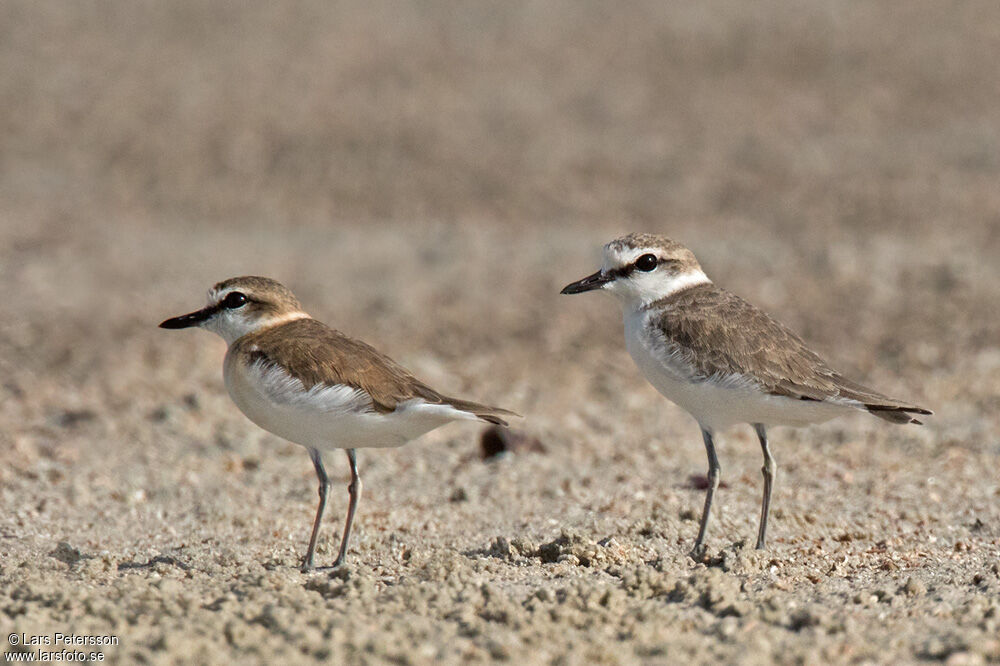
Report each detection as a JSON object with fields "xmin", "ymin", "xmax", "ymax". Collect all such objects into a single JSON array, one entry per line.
[
  {"xmin": 221, "ymin": 292, "xmax": 248, "ymax": 309},
  {"xmin": 634, "ymin": 254, "xmax": 658, "ymax": 272}
]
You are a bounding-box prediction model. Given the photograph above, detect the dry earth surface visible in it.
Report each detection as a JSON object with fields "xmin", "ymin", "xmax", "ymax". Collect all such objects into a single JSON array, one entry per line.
[{"xmin": 2, "ymin": 2, "xmax": 999, "ymax": 664}]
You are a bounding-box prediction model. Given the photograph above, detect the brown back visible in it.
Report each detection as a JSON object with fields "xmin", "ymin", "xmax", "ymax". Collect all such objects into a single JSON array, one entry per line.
[
  {"xmin": 648, "ymin": 284, "xmax": 929, "ymax": 416},
  {"xmin": 233, "ymin": 318, "xmax": 514, "ymax": 423}
]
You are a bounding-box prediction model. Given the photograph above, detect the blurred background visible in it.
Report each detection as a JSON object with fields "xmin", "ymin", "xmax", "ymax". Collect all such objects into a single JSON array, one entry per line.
[
  {"xmin": 4, "ymin": 0, "xmax": 998, "ymax": 407},
  {"xmin": 3, "ymin": 1, "xmax": 998, "ymax": 343},
  {"xmin": 2, "ymin": 2, "xmax": 999, "ymax": 663}
]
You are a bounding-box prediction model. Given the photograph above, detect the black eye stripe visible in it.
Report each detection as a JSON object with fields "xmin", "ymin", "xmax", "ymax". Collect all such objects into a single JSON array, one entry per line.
[
  {"xmin": 603, "ymin": 256, "xmax": 682, "ymax": 280},
  {"xmin": 607, "ymin": 265, "xmax": 633, "ymax": 280},
  {"xmin": 612, "ymin": 255, "xmax": 682, "ymax": 278}
]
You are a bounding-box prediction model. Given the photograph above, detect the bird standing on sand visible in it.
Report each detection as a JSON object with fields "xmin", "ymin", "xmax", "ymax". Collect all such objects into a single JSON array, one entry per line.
[
  {"xmin": 161, "ymin": 276, "xmax": 515, "ymax": 571},
  {"xmin": 561, "ymin": 234, "xmax": 931, "ymax": 556}
]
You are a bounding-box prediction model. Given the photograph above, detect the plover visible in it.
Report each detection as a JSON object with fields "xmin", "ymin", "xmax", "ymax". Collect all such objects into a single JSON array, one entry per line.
[
  {"xmin": 561, "ymin": 234, "xmax": 930, "ymax": 555},
  {"xmin": 160, "ymin": 276, "xmax": 516, "ymax": 571}
]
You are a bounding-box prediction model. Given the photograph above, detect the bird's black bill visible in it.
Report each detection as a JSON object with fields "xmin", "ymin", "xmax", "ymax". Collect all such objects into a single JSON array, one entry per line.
[
  {"xmin": 560, "ymin": 270, "xmax": 612, "ymax": 294},
  {"xmin": 159, "ymin": 305, "xmax": 218, "ymax": 329}
]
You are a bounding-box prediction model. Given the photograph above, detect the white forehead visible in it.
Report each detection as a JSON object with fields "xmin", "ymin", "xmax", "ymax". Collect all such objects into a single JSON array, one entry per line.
[{"xmin": 206, "ymin": 286, "xmax": 230, "ymax": 303}]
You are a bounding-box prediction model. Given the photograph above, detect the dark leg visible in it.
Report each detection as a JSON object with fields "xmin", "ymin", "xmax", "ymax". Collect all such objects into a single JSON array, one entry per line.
[
  {"xmin": 754, "ymin": 424, "xmax": 775, "ymax": 549},
  {"xmin": 332, "ymin": 448, "xmax": 361, "ymax": 568},
  {"xmin": 691, "ymin": 428, "xmax": 721, "ymax": 558},
  {"xmin": 301, "ymin": 448, "xmax": 329, "ymax": 572}
]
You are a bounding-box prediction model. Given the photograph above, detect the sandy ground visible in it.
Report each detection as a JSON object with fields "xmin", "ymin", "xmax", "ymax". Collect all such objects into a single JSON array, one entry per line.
[{"xmin": 2, "ymin": 2, "xmax": 999, "ymax": 664}]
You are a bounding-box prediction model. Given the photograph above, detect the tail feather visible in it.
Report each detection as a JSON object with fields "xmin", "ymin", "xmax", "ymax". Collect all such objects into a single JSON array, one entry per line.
[
  {"xmin": 443, "ymin": 397, "xmax": 520, "ymax": 427},
  {"xmin": 826, "ymin": 373, "xmax": 931, "ymax": 426},
  {"xmin": 865, "ymin": 404, "xmax": 932, "ymax": 425},
  {"xmin": 476, "ymin": 413, "xmax": 512, "ymax": 427}
]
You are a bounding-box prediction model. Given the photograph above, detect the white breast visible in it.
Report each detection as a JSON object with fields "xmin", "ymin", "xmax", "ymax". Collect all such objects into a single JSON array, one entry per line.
[
  {"xmin": 222, "ymin": 350, "xmax": 476, "ymax": 450},
  {"xmin": 623, "ymin": 309, "xmax": 849, "ymax": 432}
]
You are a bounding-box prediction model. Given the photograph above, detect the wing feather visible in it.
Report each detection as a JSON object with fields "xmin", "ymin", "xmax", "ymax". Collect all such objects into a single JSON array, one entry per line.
[
  {"xmin": 648, "ymin": 285, "xmax": 931, "ymax": 419},
  {"xmin": 233, "ymin": 318, "xmax": 516, "ymax": 423}
]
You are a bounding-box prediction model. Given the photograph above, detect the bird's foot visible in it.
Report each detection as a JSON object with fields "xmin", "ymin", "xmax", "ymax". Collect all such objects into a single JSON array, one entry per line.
[{"xmin": 688, "ymin": 542, "xmax": 709, "ymax": 562}]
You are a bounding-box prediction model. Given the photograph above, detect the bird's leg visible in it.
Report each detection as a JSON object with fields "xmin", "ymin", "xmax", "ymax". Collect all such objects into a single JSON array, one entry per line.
[
  {"xmin": 332, "ymin": 448, "xmax": 362, "ymax": 568},
  {"xmin": 301, "ymin": 448, "xmax": 329, "ymax": 572},
  {"xmin": 691, "ymin": 428, "xmax": 721, "ymax": 559},
  {"xmin": 754, "ymin": 423, "xmax": 775, "ymax": 550}
]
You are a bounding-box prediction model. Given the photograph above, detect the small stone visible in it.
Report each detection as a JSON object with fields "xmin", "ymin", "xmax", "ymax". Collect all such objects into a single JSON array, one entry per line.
[
  {"xmin": 902, "ymin": 577, "xmax": 927, "ymax": 596},
  {"xmin": 511, "ymin": 537, "xmax": 535, "ymax": 555},
  {"xmin": 485, "ymin": 638, "xmax": 511, "ymax": 660},
  {"xmin": 55, "ymin": 409, "xmax": 97, "ymax": 428},
  {"xmin": 789, "ymin": 607, "xmax": 823, "ymax": 631},
  {"xmin": 449, "ymin": 487, "xmax": 468, "ymax": 502},
  {"xmin": 715, "ymin": 616, "xmax": 740, "ymax": 639},
  {"xmin": 50, "ymin": 541, "xmax": 83, "ymax": 565},
  {"xmin": 537, "ymin": 532, "xmax": 594, "ymax": 564},
  {"xmin": 488, "ymin": 536, "xmax": 517, "ymax": 560},
  {"xmin": 480, "ymin": 426, "xmax": 545, "ymax": 459},
  {"xmin": 148, "ymin": 406, "xmax": 171, "ymax": 422}
]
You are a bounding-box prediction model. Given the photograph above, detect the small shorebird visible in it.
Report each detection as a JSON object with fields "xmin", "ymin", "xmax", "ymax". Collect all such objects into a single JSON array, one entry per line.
[
  {"xmin": 160, "ymin": 276, "xmax": 515, "ymax": 571},
  {"xmin": 561, "ymin": 234, "xmax": 930, "ymax": 556}
]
